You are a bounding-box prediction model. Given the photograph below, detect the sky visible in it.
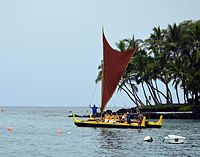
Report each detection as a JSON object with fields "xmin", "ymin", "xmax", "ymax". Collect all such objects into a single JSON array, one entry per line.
[{"xmin": 0, "ymin": 0, "xmax": 199, "ymax": 107}]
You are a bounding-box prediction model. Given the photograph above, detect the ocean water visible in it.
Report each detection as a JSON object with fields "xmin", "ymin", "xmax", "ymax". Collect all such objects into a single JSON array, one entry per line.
[{"xmin": 0, "ymin": 107, "xmax": 200, "ymax": 157}]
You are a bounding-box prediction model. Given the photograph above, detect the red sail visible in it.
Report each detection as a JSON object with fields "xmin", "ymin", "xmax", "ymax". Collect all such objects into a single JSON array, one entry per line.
[{"xmin": 101, "ymin": 33, "xmax": 136, "ymax": 113}]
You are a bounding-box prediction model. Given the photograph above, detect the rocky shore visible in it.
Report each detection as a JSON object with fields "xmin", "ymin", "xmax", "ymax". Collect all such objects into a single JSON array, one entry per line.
[{"xmin": 69, "ymin": 104, "xmax": 200, "ymax": 119}]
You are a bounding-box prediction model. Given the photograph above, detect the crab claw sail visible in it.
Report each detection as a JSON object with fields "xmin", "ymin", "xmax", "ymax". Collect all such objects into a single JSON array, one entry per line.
[{"xmin": 101, "ymin": 32, "xmax": 136, "ymax": 113}]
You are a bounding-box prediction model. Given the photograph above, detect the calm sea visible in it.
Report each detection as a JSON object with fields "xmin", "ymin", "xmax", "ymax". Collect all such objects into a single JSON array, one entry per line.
[{"xmin": 0, "ymin": 106, "xmax": 200, "ymax": 157}]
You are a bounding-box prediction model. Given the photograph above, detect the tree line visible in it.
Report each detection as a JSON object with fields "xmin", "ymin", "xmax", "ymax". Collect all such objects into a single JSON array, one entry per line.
[{"xmin": 96, "ymin": 20, "xmax": 200, "ymax": 107}]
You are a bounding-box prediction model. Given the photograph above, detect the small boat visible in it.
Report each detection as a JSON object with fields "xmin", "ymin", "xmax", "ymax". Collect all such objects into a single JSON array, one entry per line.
[
  {"xmin": 164, "ymin": 135, "xmax": 185, "ymax": 144},
  {"xmin": 73, "ymin": 31, "xmax": 163, "ymax": 129}
]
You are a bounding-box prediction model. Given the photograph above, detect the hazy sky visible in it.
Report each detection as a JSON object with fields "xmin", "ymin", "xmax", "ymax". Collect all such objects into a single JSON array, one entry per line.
[{"xmin": 0, "ymin": 0, "xmax": 199, "ymax": 107}]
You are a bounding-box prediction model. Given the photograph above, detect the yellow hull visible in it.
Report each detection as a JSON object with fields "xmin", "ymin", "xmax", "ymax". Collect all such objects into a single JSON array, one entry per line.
[
  {"xmin": 73, "ymin": 115, "xmax": 162, "ymax": 129},
  {"xmin": 145, "ymin": 115, "xmax": 163, "ymax": 128}
]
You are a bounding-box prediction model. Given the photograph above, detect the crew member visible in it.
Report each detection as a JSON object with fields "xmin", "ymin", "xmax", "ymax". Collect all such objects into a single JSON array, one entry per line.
[{"xmin": 89, "ymin": 104, "xmax": 99, "ymax": 118}]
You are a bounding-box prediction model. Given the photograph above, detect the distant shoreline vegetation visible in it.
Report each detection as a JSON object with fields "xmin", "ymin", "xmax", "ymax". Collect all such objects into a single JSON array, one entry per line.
[{"xmin": 96, "ymin": 20, "xmax": 200, "ymax": 115}]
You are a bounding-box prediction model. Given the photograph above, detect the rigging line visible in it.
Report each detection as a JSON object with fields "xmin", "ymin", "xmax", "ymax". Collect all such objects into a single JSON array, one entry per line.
[{"xmin": 89, "ymin": 83, "xmax": 98, "ymax": 106}]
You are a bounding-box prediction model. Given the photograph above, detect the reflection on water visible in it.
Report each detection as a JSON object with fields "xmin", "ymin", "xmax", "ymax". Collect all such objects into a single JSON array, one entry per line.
[
  {"xmin": 97, "ymin": 128, "xmax": 144, "ymax": 156},
  {"xmin": 99, "ymin": 128, "xmax": 124, "ymax": 150}
]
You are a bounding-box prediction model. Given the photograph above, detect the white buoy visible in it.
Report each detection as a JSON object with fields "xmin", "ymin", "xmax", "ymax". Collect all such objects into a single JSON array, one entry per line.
[{"xmin": 144, "ymin": 136, "xmax": 153, "ymax": 142}]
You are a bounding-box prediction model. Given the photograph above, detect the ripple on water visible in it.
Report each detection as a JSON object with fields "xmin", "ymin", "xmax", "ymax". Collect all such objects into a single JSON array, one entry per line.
[{"xmin": 0, "ymin": 107, "xmax": 200, "ymax": 157}]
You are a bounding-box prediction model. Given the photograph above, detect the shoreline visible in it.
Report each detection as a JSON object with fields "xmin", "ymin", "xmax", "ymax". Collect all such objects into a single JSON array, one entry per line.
[
  {"xmin": 68, "ymin": 111, "xmax": 196, "ymax": 119},
  {"xmin": 142, "ymin": 111, "xmax": 194, "ymax": 119}
]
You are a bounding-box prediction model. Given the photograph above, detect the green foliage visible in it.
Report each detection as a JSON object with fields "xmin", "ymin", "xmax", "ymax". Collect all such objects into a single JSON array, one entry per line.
[
  {"xmin": 178, "ymin": 105, "xmax": 193, "ymax": 112},
  {"xmin": 140, "ymin": 104, "xmax": 192, "ymax": 112},
  {"xmin": 96, "ymin": 19, "xmax": 200, "ymax": 106}
]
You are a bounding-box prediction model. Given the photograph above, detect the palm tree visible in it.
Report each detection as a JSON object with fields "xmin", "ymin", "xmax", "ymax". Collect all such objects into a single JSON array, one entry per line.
[
  {"xmin": 185, "ymin": 20, "xmax": 200, "ymax": 104},
  {"xmin": 145, "ymin": 26, "xmax": 174, "ymax": 104},
  {"xmin": 117, "ymin": 35, "xmax": 146, "ymax": 106}
]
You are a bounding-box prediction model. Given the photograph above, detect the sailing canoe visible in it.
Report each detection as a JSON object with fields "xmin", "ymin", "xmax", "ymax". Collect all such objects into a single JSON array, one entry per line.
[
  {"xmin": 73, "ymin": 115, "xmax": 163, "ymax": 129},
  {"xmin": 73, "ymin": 31, "xmax": 163, "ymax": 129},
  {"xmin": 73, "ymin": 114, "xmax": 146, "ymax": 129}
]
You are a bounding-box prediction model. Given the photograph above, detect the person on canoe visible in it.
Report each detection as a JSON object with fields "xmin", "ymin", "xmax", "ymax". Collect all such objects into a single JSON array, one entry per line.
[
  {"xmin": 137, "ymin": 111, "xmax": 143, "ymax": 130},
  {"xmin": 126, "ymin": 112, "xmax": 131, "ymax": 124},
  {"xmin": 102, "ymin": 112, "xmax": 110, "ymax": 122},
  {"xmin": 109, "ymin": 112, "xmax": 120, "ymax": 123},
  {"xmin": 89, "ymin": 104, "xmax": 99, "ymax": 118},
  {"xmin": 120, "ymin": 112, "xmax": 127, "ymax": 123}
]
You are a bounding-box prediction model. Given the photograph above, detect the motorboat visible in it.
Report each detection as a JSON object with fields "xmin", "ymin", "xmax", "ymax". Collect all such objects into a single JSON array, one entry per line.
[{"xmin": 164, "ymin": 135, "xmax": 185, "ymax": 144}]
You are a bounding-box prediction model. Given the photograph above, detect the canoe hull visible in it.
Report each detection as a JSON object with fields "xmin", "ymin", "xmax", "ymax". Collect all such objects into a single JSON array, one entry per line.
[
  {"xmin": 145, "ymin": 123, "xmax": 162, "ymax": 128},
  {"xmin": 74, "ymin": 121, "xmax": 143, "ymax": 129},
  {"xmin": 73, "ymin": 115, "xmax": 163, "ymax": 129},
  {"xmin": 145, "ymin": 115, "xmax": 163, "ymax": 128}
]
